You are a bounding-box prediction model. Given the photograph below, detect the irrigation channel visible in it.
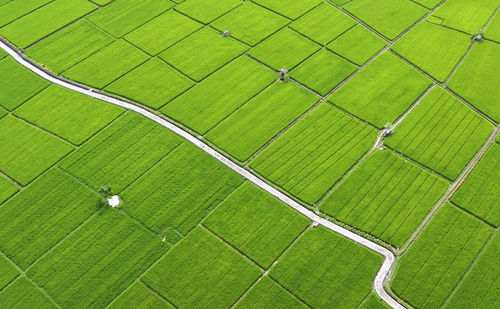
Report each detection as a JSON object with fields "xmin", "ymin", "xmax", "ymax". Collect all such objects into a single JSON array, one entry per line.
[{"xmin": 0, "ymin": 40, "xmax": 405, "ymax": 309}]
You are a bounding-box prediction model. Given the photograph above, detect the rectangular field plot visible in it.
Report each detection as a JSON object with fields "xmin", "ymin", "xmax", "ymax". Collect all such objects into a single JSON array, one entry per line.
[
  {"xmin": 60, "ymin": 112, "xmax": 182, "ymax": 192},
  {"xmin": 206, "ymin": 82, "xmax": 319, "ymax": 162},
  {"xmin": 176, "ymin": 0, "xmax": 241, "ymax": 24},
  {"xmin": 385, "ymin": 87, "xmax": 494, "ymax": 180},
  {"xmin": 0, "ymin": 0, "xmax": 96, "ymax": 48},
  {"xmin": 451, "ymin": 144, "xmax": 500, "ymax": 227},
  {"xmin": 328, "ymin": 52, "xmax": 431, "ymax": 128},
  {"xmin": 0, "ymin": 0, "xmax": 52, "ymax": 27},
  {"xmin": 0, "ymin": 276, "xmax": 56, "ymax": 308},
  {"xmin": 28, "ymin": 210, "xmax": 168, "ymax": 308},
  {"xmin": 14, "ymin": 85, "xmax": 124, "ymax": 145},
  {"xmin": 485, "ymin": 12, "xmax": 500, "ymax": 42},
  {"xmin": 203, "ymin": 182, "xmax": 310, "ymax": 268},
  {"xmin": 108, "ymin": 282, "xmax": 173, "ymax": 309},
  {"xmin": 253, "ymin": 0, "xmax": 322, "ymax": 20},
  {"xmin": 26, "ymin": 20, "xmax": 114, "ymax": 74},
  {"xmin": 0, "ymin": 115, "xmax": 73, "ymax": 185},
  {"xmin": 321, "ymin": 149, "xmax": 449, "ymax": 247},
  {"xmin": 0, "ymin": 168, "xmax": 99, "ymax": 268},
  {"xmin": 270, "ymin": 227, "xmax": 382, "ymax": 308},
  {"xmin": 392, "ymin": 22, "xmax": 471, "ymax": 82},
  {"xmin": 391, "ymin": 203, "xmax": 493, "ymax": 309},
  {"xmin": 143, "ymin": 227, "xmax": 261, "ymax": 308},
  {"xmin": 161, "ymin": 56, "xmax": 275, "ymax": 134},
  {"xmin": 251, "ymin": 103, "xmax": 377, "ymax": 204},
  {"xmin": 121, "ymin": 142, "xmax": 243, "ymax": 235},
  {"xmin": 0, "ymin": 174, "xmax": 18, "ymax": 205},
  {"xmin": 0, "ymin": 254, "xmax": 19, "ymax": 290}
]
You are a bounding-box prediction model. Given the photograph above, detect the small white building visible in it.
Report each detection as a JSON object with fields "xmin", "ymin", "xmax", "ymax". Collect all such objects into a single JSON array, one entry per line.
[{"xmin": 107, "ymin": 195, "xmax": 120, "ymax": 208}]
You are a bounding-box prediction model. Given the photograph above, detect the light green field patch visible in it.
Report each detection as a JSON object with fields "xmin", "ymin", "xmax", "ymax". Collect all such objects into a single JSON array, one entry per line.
[
  {"xmin": 343, "ymin": 0, "xmax": 428, "ymax": 40},
  {"xmin": 0, "ymin": 0, "xmax": 96, "ymax": 48},
  {"xmin": 176, "ymin": 0, "xmax": 241, "ymax": 23},
  {"xmin": 485, "ymin": 12, "xmax": 500, "ymax": 42},
  {"xmin": 290, "ymin": 3, "xmax": 356, "ymax": 44},
  {"xmin": 0, "ymin": 168, "xmax": 99, "ymax": 268},
  {"xmin": 160, "ymin": 27, "xmax": 248, "ymax": 81},
  {"xmin": 292, "ymin": 49, "xmax": 357, "ymax": 96},
  {"xmin": 87, "ymin": 0, "xmax": 173, "ymax": 37},
  {"xmin": 206, "ymin": 82, "xmax": 319, "ymax": 162},
  {"xmin": 14, "ymin": 85, "xmax": 124, "ymax": 145},
  {"xmin": 26, "ymin": 20, "xmax": 114, "ymax": 73},
  {"xmin": 0, "ymin": 0, "xmax": 52, "ymax": 27},
  {"xmin": 161, "ymin": 56, "xmax": 275, "ymax": 134},
  {"xmin": 328, "ymin": 24, "xmax": 386, "ymax": 65},
  {"xmin": 251, "ymin": 103, "xmax": 376, "ymax": 204},
  {"xmin": 320, "ymin": 149, "xmax": 449, "ymax": 247},
  {"xmin": 0, "ymin": 57, "xmax": 49, "ymax": 111},
  {"xmin": 412, "ymin": 0, "xmax": 441, "ymax": 9},
  {"xmin": 248, "ymin": 28, "xmax": 320, "ymax": 70},
  {"xmin": 204, "ymin": 182, "xmax": 310, "ymax": 268},
  {"xmin": 105, "ymin": 58, "xmax": 194, "ymax": 109},
  {"xmin": 271, "ymin": 227, "xmax": 382, "ymax": 308},
  {"xmin": 253, "ymin": 0, "xmax": 322, "ymax": 20},
  {"xmin": 392, "ymin": 22, "xmax": 471, "ymax": 82},
  {"xmin": 28, "ymin": 210, "xmax": 168, "ymax": 308},
  {"xmin": 385, "ymin": 87, "xmax": 494, "ymax": 180},
  {"xmin": 0, "ymin": 254, "xmax": 19, "ymax": 290},
  {"xmin": 64, "ymin": 39, "xmax": 148, "ymax": 89},
  {"xmin": 0, "ymin": 276, "xmax": 56, "ymax": 308},
  {"xmin": 452, "ymin": 144, "xmax": 500, "ymax": 227},
  {"xmin": 0, "ymin": 115, "xmax": 73, "ymax": 185},
  {"xmin": 448, "ymin": 41, "xmax": 500, "ymax": 122},
  {"xmin": 121, "ymin": 142, "xmax": 243, "ymax": 235},
  {"xmin": 108, "ymin": 282, "xmax": 173, "ymax": 309},
  {"xmin": 329, "ymin": 52, "xmax": 431, "ymax": 128},
  {"xmin": 60, "ymin": 112, "xmax": 182, "ymax": 192},
  {"xmin": 391, "ymin": 204, "xmax": 493, "ymax": 309},
  {"xmin": 124, "ymin": 10, "xmax": 202, "ymax": 55},
  {"xmin": 143, "ymin": 227, "xmax": 261, "ymax": 308},
  {"xmin": 211, "ymin": 1, "xmax": 290, "ymax": 46}
]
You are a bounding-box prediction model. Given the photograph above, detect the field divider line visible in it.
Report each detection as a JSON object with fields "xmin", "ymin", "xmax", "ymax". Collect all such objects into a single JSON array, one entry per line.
[
  {"xmin": 139, "ymin": 279, "xmax": 178, "ymax": 309},
  {"xmin": 0, "ymin": 39, "xmax": 405, "ymax": 309}
]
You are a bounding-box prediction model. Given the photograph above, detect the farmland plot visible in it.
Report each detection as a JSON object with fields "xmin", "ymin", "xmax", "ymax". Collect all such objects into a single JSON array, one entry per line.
[
  {"xmin": 142, "ymin": 227, "xmax": 261, "ymax": 308},
  {"xmin": 411, "ymin": 0, "xmax": 441, "ymax": 9},
  {"xmin": 108, "ymin": 282, "xmax": 173, "ymax": 309},
  {"xmin": 320, "ymin": 149, "xmax": 449, "ymax": 248},
  {"xmin": 391, "ymin": 204, "xmax": 493, "ymax": 309},
  {"xmin": 359, "ymin": 292, "xmax": 391, "ymax": 309},
  {"xmin": 203, "ymin": 182, "xmax": 310, "ymax": 268},
  {"xmin": 28, "ymin": 210, "xmax": 168, "ymax": 308},
  {"xmin": 252, "ymin": 0, "xmax": 322, "ymax": 20},
  {"xmin": 175, "ymin": 0, "xmax": 241, "ymax": 24},
  {"xmin": 486, "ymin": 13, "xmax": 500, "ymax": 42},
  {"xmin": 0, "ymin": 174, "xmax": 18, "ymax": 205},
  {"xmin": 328, "ymin": 52, "xmax": 431, "ymax": 128},
  {"xmin": 451, "ymin": 144, "xmax": 500, "ymax": 227},
  {"xmin": 0, "ymin": 276, "xmax": 56, "ymax": 308},
  {"xmin": 0, "ymin": 47, "xmax": 6, "ymax": 60},
  {"xmin": 121, "ymin": 142, "xmax": 243, "ymax": 235},
  {"xmin": 250, "ymin": 103, "xmax": 377, "ymax": 204},
  {"xmin": 385, "ymin": 87, "xmax": 494, "ymax": 180},
  {"xmin": 0, "ymin": 0, "xmax": 52, "ymax": 27},
  {"xmin": 0, "ymin": 253, "xmax": 19, "ymax": 290},
  {"xmin": 270, "ymin": 227, "xmax": 382, "ymax": 308}
]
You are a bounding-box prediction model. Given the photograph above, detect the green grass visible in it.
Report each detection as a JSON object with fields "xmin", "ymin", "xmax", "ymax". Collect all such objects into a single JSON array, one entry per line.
[
  {"xmin": 203, "ymin": 182, "xmax": 310, "ymax": 268},
  {"xmin": 160, "ymin": 27, "xmax": 248, "ymax": 81},
  {"xmin": 290, "ymin": 3, "xmax": 356, "ymax": 44},
  {"xmin": 0, "ymin": 174, "xmax": 18, "ymax": 205},
  {"xmin": 328, "ymin": 52, "xmax": 431, "ymax": 128},
  {"xmin": 28, "ymin": 210, "xmax": 168, "ymax": 308},
  {"xmin": 248, "ymin": 28, "xmax": 320, "ymax": 70},
  {"xmin": 359, "ymin": 292, "xmax": 391, "ymax": 309},
  {"xmin": 176, "ymin": 0, "xmax": 241, "ymax": 23},
  {"xmin": 343, "ymin": 0, "xmax": 427, "ymax": 40},
  {"xmin": 0, "ymin": 0, "xmax": 96, "ymax": 48},
  {"xmin": 0, "ymin": 0, "xmax": 52, "ymax": 27},
  {"xmin": 451, "ymin": 144, "xmax": 500, "ymax": 227},
  {"xmin": 327, "ymin": 24, "xmax": 386, "ymax": 65},
  {"xmin": 251, "ymin": 103, "xmax": 376, "ymax": 204},
  {"xmin": 161, "ymin": 56, "xmax": 275, "ymax": 134},
  {"xmin": 0, "ymin": 276, "xmax": 56, "ymax": 308},
  {"xmin": 206, "ymin": 82, "xmax": 319, "ymax": 162},
  {"xmin": 121, "ymin": 142, "xmax": 243, "ymax": 235},
  {"xmin": 448, "ymin": 41, "xmax": 500, "ymax": 122},
  {"xmin": 235, "ymin": 276, "xmax": 308, "ymax": 309},
  {"xmin": 0, "ymin": 48, "xmax": 6, "ymax": 60},
  {"xmin": 430, "ymin": 0, "xmax": 499, "ymax": 33},
  {"xmin": 211, "ymin": 1, "xmax": 290, "ymax": 46},
  {"xmin": 26, "ymin": 20, "xmax": 114, "ymax": 74},
  {"xmin": 253, "ymin": 0, "xmax": 322, "ymax": 20},
  {"xmin": 143, "ymin": 227, "xmax": 261, "ymax": 308},
  {"xmin": 60, "ymin": 112, "xmax": 182, "ymax": 192},
  {"xmin": 320, "ymin": 149, "xmax": 449, "ymax": 248},
  {"xmin": 14, "ymin": 85, "xmax": 124, "ymax": 145},
  {"xmin": 87, "ymin": 0, "xmax": 173, "ymax": 37},
  {"xmin": 391, "ymin": 203, "xmax": 493, "ymax": 309},
  {"xmin": 291, "ymin": 49, "xmax": 357, "ymax": 96},
  {"xmin": 63, "ymin": 39, "xmax": 149, "ymax": 89},
  {"xmin": 0, "ymin": 168, "xmax": 99, "ymax": 268},
  {"xmin": 0, "ymin": 253, "xmax": 19, "ymax": 290},
  {"xmin": 108, "ymin": 282, "xmax": 173, "ymax": 309},
  {"xmin": 0, "ymin": 115, "xmax": 73, "ymax": 185},
  {"xmin": 105, "ymin": 58, "xmax": 194, "ymax": 109},
  {"xmin": 270, "ymin": 227, "xmax": 383, "ymax": 308},
  {"xmin": 385, "ymin": 87, "xmax": 494, "ymax": 180},
  {"xmin": 0, "ymin": 57, "xmax": 49, "ymax": 111},
  {"xmin": 124, "ymin": 10, "xmax": 202, "ymax": 55},
  {"xmin": 392, "ymin": 22, "xmax": 471, "ymax": 82},
  {"xmin": 485, "ymin": 12, "xmax": 500, "ymax": 42}
]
